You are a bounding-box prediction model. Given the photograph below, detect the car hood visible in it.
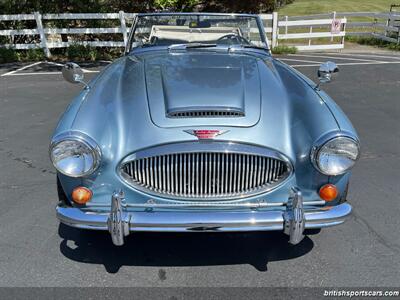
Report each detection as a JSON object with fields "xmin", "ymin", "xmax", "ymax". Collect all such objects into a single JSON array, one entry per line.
[
  {"xmin": 145, "ymin": 53, "xmax": 260, "ymax": 127},
  {"xmin": 62, "ymin": 51, "xmax": 339, "ymax": 164}
]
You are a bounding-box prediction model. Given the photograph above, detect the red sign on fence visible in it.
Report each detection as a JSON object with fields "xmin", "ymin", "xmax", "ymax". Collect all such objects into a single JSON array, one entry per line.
[{"xmin": 331, "ymin": 19, "xmax": 341, "ymax": 34}]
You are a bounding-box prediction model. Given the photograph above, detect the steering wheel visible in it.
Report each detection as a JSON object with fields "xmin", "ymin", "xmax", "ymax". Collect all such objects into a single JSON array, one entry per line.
[{"xmin": 217, "ymin": 33, "xmax": 250, "ymax": 45}]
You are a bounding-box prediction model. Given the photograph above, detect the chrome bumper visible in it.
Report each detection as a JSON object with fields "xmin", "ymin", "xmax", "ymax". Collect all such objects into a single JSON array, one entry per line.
[{"xmin": 56, "ymin": 188, "xmax": 352, "ymax": 246}]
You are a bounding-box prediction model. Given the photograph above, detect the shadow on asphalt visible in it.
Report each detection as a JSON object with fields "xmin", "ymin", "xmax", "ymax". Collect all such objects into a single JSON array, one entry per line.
[{"xmin": 58, "ymin": 223, "xmax": 314, "ymax": 273}]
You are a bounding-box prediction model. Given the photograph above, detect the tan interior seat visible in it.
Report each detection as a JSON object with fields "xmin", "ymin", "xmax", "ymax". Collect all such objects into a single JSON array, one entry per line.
[{"xmin": 149, "ymin": 25, "xmax": 241, "ymax": 43}]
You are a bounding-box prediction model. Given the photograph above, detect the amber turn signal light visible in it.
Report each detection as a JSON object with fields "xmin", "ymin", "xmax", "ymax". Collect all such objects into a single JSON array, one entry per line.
[
  {"xmin": 71, "ymin": 187, "xmax": 92, "ymax": 204},
  {"xmin": 319, "ymin": 184, "xmax": 338, "ymax": 202}
]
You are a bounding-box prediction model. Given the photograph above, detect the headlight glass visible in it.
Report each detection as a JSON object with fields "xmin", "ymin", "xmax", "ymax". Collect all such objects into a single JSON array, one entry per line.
[
  {"xmin": 50, "ymin": 139, "xmax": 99, "ymax": 177},
  {"xmin": 315, "ymin": 136, "xmax": 359, "ymax": 175}
]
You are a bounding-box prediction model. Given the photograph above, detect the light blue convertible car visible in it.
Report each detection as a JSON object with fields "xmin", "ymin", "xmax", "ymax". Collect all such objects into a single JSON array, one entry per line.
[{"xmin": 51, "ymin": 13, "xmax": 360, "ymax": 246}]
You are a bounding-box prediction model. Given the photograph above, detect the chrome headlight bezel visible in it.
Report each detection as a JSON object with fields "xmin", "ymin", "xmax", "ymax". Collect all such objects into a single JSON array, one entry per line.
[
  {"xmin": 49, "ymin": 131, "xmax": 101, "ymax": 177},
  {"xmin": 311, "ymin": 133, "xmax": 360, "ymax": 176}
]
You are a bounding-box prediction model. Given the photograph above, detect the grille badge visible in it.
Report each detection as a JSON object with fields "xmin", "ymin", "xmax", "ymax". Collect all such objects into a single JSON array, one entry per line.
[{"xmin": 184, "ymin": 129, "xmax": 229, "ymax": 140}]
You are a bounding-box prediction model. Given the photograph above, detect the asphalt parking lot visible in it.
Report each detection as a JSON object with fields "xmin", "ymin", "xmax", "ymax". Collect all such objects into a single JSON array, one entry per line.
[{"xmin": 0, "ymin": 51, "xmax": 399, "ymax": 287}]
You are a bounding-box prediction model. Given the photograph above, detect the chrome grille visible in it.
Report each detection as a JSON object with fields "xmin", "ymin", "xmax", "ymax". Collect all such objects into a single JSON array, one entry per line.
[
  {"xmin": 168, "ymin": 110, "xmax": 244, "ymax": 118},
  {"xmin": 121, "ymin": 152, "xmax": 290, "ymax": 199}
]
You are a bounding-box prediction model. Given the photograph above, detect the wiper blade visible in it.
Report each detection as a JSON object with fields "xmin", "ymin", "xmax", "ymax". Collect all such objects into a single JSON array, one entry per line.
[
  {"xmin": 242, "ymin": 44, "xmax": 270, "ymax": 51},
  {"xmin": 186, "ymin": 43, "xmax": 217, "ymax": 48},
  {"xmin": 168, "ymin": 43, "xmax": 217, "ymax": 51}
]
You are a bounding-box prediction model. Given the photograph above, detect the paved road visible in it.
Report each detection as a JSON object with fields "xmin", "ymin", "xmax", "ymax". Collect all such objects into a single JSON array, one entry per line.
[{"xmin": 0, "ymin": 52, "xmax": 399, "ymax": 287}]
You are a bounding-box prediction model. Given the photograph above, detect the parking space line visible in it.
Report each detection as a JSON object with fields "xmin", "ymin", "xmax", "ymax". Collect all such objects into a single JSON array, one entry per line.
[
  {"xmin": 288, "ymin": 53, "xmax": 386, "ymax": 63},
  {"xmin": 0, "ymin": 61, "xmax": 43, "ymax": 77},
  {"xmin": 0, "ymin": 61, "xmax": 104, "ymax": 77},
  {"xmin": 3, "ymin": 70, "xmax": 100, "ymax": 76},
  {"xmin": 278, "ymin": 58, "xmax": 323, "ymax": 64},
  {"xmin": 5, "ymin": 72, "xmax": 64, "ymax": 76},
  {"xmin": 81, "ymin": 69, "xmax": 100, "ymax": 73},
  {"xmin": 1, "ymin": 55, "xmax": 398, "ymax": 77},
  {"xmin": 290, "ymin": 61, "xmax": 400, "ymax": 68},
  {"xmin": 324, "ymin": 52, "xmax": 400, "ymax": 60},
  {"xmin": 45, "ymin": 61, "xmax": 64, "ymax": 67}
]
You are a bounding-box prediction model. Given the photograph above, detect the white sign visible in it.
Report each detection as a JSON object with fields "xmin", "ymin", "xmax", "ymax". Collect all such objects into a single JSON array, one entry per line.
[{"xmin": 331, "ymin": 19, "xmax": 341, "ymax": 34}]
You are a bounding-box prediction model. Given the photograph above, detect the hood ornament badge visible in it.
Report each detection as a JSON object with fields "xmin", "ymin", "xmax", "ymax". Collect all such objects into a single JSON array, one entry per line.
[{"xmin": 184, "ymin": 129, "xmax": 229, "ymax": 140}]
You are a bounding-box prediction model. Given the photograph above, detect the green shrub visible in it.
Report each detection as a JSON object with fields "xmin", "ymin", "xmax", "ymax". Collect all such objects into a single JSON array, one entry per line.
[
  {"xmin": 95, "ymin": 47, "xmax": 123, "ymax": 61},
  {"xmin": 0, "ymin": 48, "xmax": 18, "ymax": 63},
  {"xmin": 67, "ymin": 44, "xmax": 98, "ymax": 61},
  {"xmin": 387, "ymin": 43, "xmax": 400, "ymax": 51},
  {"xmin": 272, "ymin": 45, "xmax": 297, "ymax": 54},
  {"xmin": 24, "ymin": 49, "xmax": 45, "ymax": 61},
  {"xmin": 345, "ymin": 36, "xmax": 400, "ymax": 51},
  {"xmin": 0, "ymin": 48, "xmax": 46, "ymax": 63}
]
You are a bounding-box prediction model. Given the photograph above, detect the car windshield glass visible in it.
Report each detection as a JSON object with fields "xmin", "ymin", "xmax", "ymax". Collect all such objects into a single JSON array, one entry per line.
[{"xmin": 129, "ymin": 14, "xmax": 267, "ymax": 50}]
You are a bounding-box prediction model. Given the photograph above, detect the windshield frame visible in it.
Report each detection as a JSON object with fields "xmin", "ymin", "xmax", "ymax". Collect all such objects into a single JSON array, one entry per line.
[{"xmin": 125, "ymin": 12, "xmax": 269, "ymax": 54}]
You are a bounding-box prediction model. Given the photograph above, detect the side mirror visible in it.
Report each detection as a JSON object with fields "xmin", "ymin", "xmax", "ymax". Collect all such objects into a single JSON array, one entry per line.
[
  {"xmin": 317, "ymin": 61, "xmax": 339, "ymax": 84},
  {"xmin": 131, "ymin": 41, "xmax": 141, "ymax": 48},
  {"xmin": 62, "ymin": 62, "xmax": 89, "ymax": 89}
]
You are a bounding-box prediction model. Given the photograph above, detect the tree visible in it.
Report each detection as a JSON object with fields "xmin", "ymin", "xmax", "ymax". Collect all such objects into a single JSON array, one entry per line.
[
  {"xmin": 153, "ymin": 0, "xmax": 201, "ymax": 11},
  {"xmin": 0, "ymin": 0, "xmax": 295, "ymax": 14},
  {"xmin": 200, "ymin": 0, "xmax": 295, "ymax": 13}
]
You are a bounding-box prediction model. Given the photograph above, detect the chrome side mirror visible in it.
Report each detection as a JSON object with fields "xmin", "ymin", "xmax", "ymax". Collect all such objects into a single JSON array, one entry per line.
[
  {"xmin": 317, "ymin": 61, "xmax": 339, "ymax": 84},
  {"xmin": 131, "ymin": 41, "xmax": 141, "ymax": 48},
  {"xmin": 62, "ymin": 62, "xmax": 89, "ymax": 89}
]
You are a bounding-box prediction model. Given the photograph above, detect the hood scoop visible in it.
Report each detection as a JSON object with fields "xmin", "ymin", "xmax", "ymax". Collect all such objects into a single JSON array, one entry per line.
[
  {"xmin": 162, "ymin": 65, "xmax": 246, "ymax": 117},
  {"xmin": 145, "ymin": 53, "xmax": 261, "ymax": 128},
  {"xmin": 168, "ymin": 109, "xmax": 245, "ymax": 118}
]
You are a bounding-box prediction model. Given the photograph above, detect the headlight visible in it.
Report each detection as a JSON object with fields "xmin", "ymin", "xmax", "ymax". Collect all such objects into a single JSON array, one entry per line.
[
  {"xmin": 312, "ymin": 136, "xmax": 360, "ymax": 176},
  {"xmin": 50, "ymin": 134, "xmax": 100, "ymax": 177}
]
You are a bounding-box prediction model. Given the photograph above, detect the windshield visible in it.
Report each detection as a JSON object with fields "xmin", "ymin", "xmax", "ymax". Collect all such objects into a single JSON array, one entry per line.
[{"xmin": 128, "ymin": 14, "xmax": 267, "ymax": 50}]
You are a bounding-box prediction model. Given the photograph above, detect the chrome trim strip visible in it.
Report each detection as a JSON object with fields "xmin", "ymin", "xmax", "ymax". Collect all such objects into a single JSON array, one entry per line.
[
  {"xmin": 84, "ymin": 200, "xmax": 326, "ymax": 208},
  {"xmin": 127, "ymin": 202, "xmax": 284, "ymax": 208},
  {"xmin": 136, "ymin": 12, "xmax": 264, "ymax": 18},
  {"xmin": 133, "ymin": 13, "xmax": 269, "ymax": 49},
  {"xmin": 56, "ymin": 203, "xmax": 352, "ymax": 232},
  {"xmin": 120, "ymin": 142, "xmax": 292, "ymax": 163},
  {"xmin": 183, "ymin": 154, "xmax": 187, "ymax": 196}
]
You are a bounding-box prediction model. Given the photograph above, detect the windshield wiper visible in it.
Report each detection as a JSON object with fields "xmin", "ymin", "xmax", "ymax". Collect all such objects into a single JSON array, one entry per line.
[
  {"xmin": 242, "ymin": 44, "xmax": 270, "ymax": 51},
  {"xmin": 168, "ymin": 43, "xmax": 217, "ymax": 51},
  {"xmin": 186, "ymin": 43, "xmax": 217, "ymax": 48},
  {"xmin": 227, "ymin": 44, "xmax": 270, "ymax": 53}
]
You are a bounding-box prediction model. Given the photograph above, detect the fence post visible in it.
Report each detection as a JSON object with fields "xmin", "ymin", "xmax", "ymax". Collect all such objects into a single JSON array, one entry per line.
[
  {"xmin": 341, "ymin": 17, "xmax": 347, "ymax": 51},
  {"xmin": 385, "ymin": 12, "xmax": 391, "ymax": 37},
  {"xmin": 119, "ymin": 11, "xmax": 128, "ymax": 46},
  {"xmin": 331, "ymin": 11, "xmax": 336, "ymax": 42},
  {"xmin": 34, "ymin": 11, "xmax": 51, "ymax": 58},
  {"xmin": 272, "ymin": 12, "xmax": 278, "ymax": 48},
  {"xmin": 285, "ymin": 15, "xmax": 288, "ymax": 36}
]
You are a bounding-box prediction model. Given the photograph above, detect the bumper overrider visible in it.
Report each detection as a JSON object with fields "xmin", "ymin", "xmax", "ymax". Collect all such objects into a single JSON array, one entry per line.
[{"xmin": 56, "ymin": 187, "xmax": 352, "ymax": 246}]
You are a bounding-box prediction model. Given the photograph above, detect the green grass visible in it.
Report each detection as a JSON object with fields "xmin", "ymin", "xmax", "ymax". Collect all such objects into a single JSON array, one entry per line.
[
  {"xmin": 278, "ymin": 0, "xmax": 396, "ymax": 16},
  {"xmin": 272, "ymin": 45, "xmax": 298, "ymax": 54},
  {"xmin": 345, "ymin": 36, "xmax": 400, "ymax": 51},
  {"xmin": 276, "ymin": 0, "xmax": 400, "ymax": 49}
]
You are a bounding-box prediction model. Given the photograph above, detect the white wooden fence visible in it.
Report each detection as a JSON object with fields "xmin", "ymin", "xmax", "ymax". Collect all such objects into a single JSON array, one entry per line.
[
  {"xmin": 259, "ymin": 13, "xmax": 276, "ymax": 47},
  {"xmin": 285, "ymin": 11, "xmax": 400, "ymax": 44},
  {"xmin": 4, "ymin": 10, "xmax": 398, "ymax": 57},
  {"xmin": 0, "ymin": 12, "xmax": 136, "ymax": 57},
  {"xmin": 277, "ymin": 16, "xmax": 347, "ymax": 51}
]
